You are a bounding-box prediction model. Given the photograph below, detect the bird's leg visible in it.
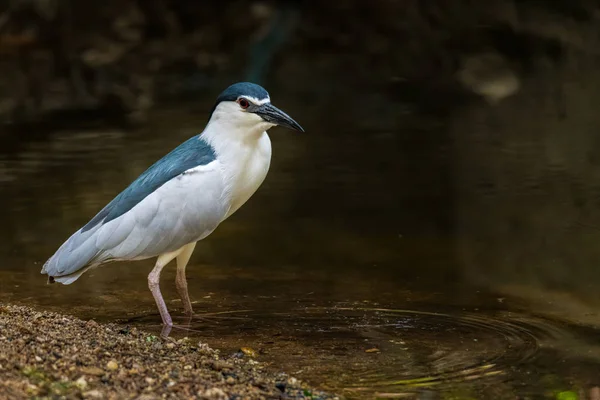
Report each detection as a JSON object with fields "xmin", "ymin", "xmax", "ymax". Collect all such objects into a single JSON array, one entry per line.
[
  {"xmin": 148, "ymin": 250, "xmax": 180, "ymax": 326},
  {"xmin": 176, "ymin": 242, "xmax": 197, "ymax": 318}
]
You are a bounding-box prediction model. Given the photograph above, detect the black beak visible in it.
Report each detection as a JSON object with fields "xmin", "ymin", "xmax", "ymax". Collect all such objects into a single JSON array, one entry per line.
[{"xmin": 254, "ymin": 103, "xmax": 304, "ymax": 132}]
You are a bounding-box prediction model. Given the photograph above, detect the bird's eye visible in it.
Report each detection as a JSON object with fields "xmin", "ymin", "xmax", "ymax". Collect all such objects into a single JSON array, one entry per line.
[{"xmin": 237, "ymin": 98, "xmax": 250, "ymax": 109}]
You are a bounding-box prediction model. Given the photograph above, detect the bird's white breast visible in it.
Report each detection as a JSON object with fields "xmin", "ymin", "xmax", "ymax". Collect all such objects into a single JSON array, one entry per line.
[{"xmin": 220, "ymin": 132, "xmax": 272, "ymax": 219}]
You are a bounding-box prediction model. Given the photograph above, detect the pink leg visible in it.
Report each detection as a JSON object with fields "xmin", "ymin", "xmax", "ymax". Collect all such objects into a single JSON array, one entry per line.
[
  {"xmin": 176, "ymin": 242, "xmax": 197, "ymax": 317},
  {"xmin": 147, "ymin": 250, "xmax": 181, "ymax": 326}
]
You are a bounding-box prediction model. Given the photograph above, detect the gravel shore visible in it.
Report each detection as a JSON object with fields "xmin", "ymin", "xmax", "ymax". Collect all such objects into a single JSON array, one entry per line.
[{"xmin": 0, "ymin": 304, "xmax": 337, "ymax": 399}]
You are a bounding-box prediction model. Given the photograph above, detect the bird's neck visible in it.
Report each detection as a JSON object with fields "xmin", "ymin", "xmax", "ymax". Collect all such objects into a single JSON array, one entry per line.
[
  {"xmin": 200, "ymin": 118, "xmax": 273, "ymax": 218},
  {"xmin": 200, "ymin": 117, "xmax": 269, "ymax": 157}
]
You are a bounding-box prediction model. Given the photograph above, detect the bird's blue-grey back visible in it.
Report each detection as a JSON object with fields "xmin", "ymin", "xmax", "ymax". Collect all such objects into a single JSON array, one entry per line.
[
  {"xmin": 42, "ymin": 134, "xmax": 226, "ymax": 284},
  {"xmin": 82, "ymin": 135, "xmax": 216, "ymax": 232}
]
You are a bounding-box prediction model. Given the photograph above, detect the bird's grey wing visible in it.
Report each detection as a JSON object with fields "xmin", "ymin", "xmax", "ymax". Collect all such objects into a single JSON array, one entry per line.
[
  {"xmin": 42, "ymin": 135, "xmax": 227, "ymax": 284},
  {"xmin": 42, "ymin": 161, "xmax": 229, "ymax": 283},
  {"xmin": 98, "ymin": 161, "xmax": 230, "ymax": 261}
]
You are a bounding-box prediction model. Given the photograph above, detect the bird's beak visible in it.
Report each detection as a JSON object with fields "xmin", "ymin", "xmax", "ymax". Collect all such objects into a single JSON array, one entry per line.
[{"xmin": 254, "ymin": 103, "xmax": 304, "ymax": 132}]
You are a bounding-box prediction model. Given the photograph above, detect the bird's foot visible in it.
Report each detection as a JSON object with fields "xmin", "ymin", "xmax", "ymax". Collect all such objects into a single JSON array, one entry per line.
[
  {"xmin": 160, "ymin": 311, "xmax": 173, "ymax": 327},
  {"xmin": 160, "ymin": 323, "xmax": 172, "ymax": 339}
]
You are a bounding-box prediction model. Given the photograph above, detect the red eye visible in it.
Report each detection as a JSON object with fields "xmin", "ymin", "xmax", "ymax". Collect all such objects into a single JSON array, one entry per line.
[{"xmin": 237, "ymin": 98, "xmax": 249, "ymax": 109}]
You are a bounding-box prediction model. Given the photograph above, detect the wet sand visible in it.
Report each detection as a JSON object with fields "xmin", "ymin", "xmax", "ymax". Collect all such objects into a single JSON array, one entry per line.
[{"xmin": 0, "ymin": 304, "xmax": 337, "ymax": 399}]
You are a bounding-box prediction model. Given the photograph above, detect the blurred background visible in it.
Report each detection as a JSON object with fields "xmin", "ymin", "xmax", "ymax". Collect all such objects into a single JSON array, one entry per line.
[{"xmin": 2, "ymin": 0, "xmax": 600, "ymax": 398}]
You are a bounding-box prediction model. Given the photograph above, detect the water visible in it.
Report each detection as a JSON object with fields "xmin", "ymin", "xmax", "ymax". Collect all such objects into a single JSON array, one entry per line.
[{"xmin": 2, "ymin": 97, "xmax": 600, "ymax": 399}]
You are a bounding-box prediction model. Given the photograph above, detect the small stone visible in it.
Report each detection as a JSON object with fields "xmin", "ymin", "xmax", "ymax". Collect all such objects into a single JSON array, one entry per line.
[
  {"xmin": 177, "ymin": 337, "xmax": 190, "ymax": 344},
  {"xmin": 145, "ymin": 377, "xmax": 155, "ymax": 385},
  {"xmin": 183, "ymin": 364, "xmax": 192, "ymax": 370},
  {"xmin": 83, "ymin": 389, "xmax": 104, "ymax": 399},
  {"xmin": 106, "ymin": 360, "xmax": 118, "ymax": 371},
  {"xmin": 86, "ymin": 320, "xmax": 99, "ymax": 328},
  {"xmin": 287, "ymin": 377, "xmax": 298, "ymax": 386},
  {"xmin": 81, "ymin": 366, "xmax": 105, "ymax": 376},
  {"xmin": 34, "ymin": 356, "xmax": 42, "ymax": 362},
  {"xmin": 152, "ymin": 342, "xmax": 162, "ymax": 350},
  {"xmin": 197, "ymin": 342, "xmax": 212, "ymax": 353},
  {"xmin": 25, "ymin": 383, "xmax": 40, "ymax": 395},
  {"xmin": 136, "ymin": 394, "xmax": 161, "ymax": 400},
  {"xmin": 75, "ymin": 376, "xmax": 88, "ymax": 390},
  {"xmin": 365, "ymin": 348, "xmax": 380, "ymax": 353},
  {"xmin": 275, "ymin": 382, "xmax": 287, "ymax": 392},
  {"xmin": 211, "ymin": 360, "xmax": 232, "ymax": 371},
  {"xmin": 198, "ymin": 387, "xmax": 227, "ymax": 400},
  {"xmin": 226, "ymin": 376, "xmax": 235, "ymax": 385},
  {"xmin": 240, "ymin": 347, "xmax": 257, "ymax": 357},
  {"xmin": 166, "ymin": 342, "xmax": 175, "ymax": 349}
]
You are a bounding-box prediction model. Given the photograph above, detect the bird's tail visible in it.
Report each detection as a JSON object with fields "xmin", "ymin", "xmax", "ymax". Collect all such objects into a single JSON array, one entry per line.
[
  {"xmin": 44, "ymin": 266, "xmax": 94, "ymax": 284},
  {"xmin": 41, "ymin": 226, "xmax": 104, "ymax": 285}
]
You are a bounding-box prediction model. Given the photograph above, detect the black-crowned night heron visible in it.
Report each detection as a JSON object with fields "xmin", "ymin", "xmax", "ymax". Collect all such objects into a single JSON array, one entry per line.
[{"xmin": 42, "ymin": 82, "xmax": 304, "ymax": 327}]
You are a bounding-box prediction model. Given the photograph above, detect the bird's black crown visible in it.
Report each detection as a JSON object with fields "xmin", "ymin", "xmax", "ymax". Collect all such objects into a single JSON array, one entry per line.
[{"xmin": 216, "ymin": 82, "xmax": 270, "ymax": 104}]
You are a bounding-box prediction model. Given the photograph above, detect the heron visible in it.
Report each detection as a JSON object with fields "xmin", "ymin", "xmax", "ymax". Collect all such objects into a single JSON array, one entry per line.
[{"xmin": 42, "ymin": 82, "xmax": 304, "ymax": 328}]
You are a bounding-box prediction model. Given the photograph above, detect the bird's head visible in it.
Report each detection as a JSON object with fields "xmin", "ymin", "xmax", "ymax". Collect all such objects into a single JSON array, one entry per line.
[{"xmin": 208, "ymin": 82, "xmax": 304, "ymax": 135}]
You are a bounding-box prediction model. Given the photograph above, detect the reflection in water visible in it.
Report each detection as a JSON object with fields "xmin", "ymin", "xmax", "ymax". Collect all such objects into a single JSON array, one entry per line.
[
  {"xmin": 170, "ymin": 307, "xmax": 541, "ymax": 395},
  {"xmin": 2, "ymin": 90, "xmax": 600, "ymax": 398}
]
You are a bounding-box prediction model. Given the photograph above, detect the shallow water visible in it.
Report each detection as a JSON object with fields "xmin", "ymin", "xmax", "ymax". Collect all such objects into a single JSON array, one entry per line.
[{"xmin": 2, "ymin": 97, "xmax": 600, "ymax": 399}]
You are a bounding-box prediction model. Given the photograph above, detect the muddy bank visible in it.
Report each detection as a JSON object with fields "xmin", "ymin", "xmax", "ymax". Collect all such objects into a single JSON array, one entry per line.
[{"xmin": 0, "ymin": 304, "xmax": 336, "ymax": 399}]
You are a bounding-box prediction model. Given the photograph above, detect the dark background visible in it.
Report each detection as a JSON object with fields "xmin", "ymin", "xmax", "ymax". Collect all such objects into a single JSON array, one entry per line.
[{"xmin": 3, "ymin": 0, "xmax": 599, "ymax": 311}]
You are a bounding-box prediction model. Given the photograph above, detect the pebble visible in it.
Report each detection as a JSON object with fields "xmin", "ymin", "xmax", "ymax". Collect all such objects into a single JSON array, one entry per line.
[
  {"xmin": 152, "ymin": 342, "xmax": 163, "ymax": 350},
  {"xmin": 275, "ymin": 382, "xmax": 287, "ymax": 392},
  {"xmin": 25, "ymin": 383, "xmax": 39, "ymax": 395},
  {"xmin": 136, "ymin": 395, "xmax": 161, "ymax": 400},
  {"xmin": 240, "ymin": 347, "xmax": 257, "ymax": 357},
  {"xmin": 75, "ymin": 376, "xmax": 88, "ymax": 390},
  {"xmin": 106, "ymin": 360, "xmax": 119, "ymax": 371},
  {"xmin": 211, "ymin": 360, "xmax": 232, "ymax": 371},
  {"xmin": 166, "ymin": 342, "xmax": 175, "ymax": 349},
  {"xmin": 81, "ymin": 366, "xmax": 104, "ymax": 376},
  {"xmin": 197, "ymin": 342, "xmax": 211, "ymax": 353},
  {"xmin": 86, "ymin": 320, "xmax": 99, "ymax": 328},
  {"xmin": 199, "ymin": 387, "xmax": 227, "ymax": 400},
  {"xmin": 83, "ymin": 389, "xmax": 104, "ymax": 399}
]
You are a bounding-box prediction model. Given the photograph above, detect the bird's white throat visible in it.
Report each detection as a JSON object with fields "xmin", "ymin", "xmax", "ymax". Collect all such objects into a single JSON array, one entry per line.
[{"xmin": 201, "ymin": 102, "xmax": 273, "ymax": 219}]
